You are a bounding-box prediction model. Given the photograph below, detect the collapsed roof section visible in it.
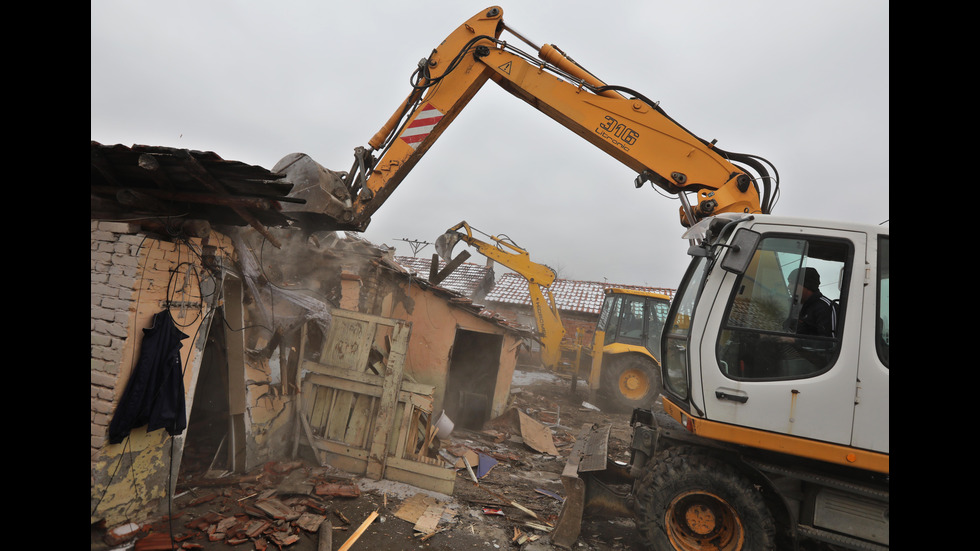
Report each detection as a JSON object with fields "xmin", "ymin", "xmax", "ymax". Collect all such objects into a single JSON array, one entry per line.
[{"xmin": 91, "ymin": 142, "xmax": 354, "ymax": 248}]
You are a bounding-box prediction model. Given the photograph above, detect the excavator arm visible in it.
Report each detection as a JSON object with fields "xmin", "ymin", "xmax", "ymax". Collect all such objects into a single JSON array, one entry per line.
[
  {"xmin": 435, "ymin": 221, "xmax": 566, "ymax": 369},
  {"xmin": 278, "ymin": 6, "xmax": 777, "ymax": 231}
]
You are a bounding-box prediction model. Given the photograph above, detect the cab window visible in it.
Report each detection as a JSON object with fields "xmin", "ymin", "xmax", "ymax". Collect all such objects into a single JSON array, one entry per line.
[
  {"xmin": 716, "ymin": 235, "xmax": 851, "ymax": 380},
  {"xmin": 600, "ymin": 295, "xmax": 622, "ymax": 346},
  {"xmin": 618, "ymin": 296, "xmax": 646, "ymax": 343}
]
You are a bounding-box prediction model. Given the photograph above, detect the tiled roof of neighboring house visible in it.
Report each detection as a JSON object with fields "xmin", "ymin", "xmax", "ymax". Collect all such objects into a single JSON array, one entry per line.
[
  {"xmin": 394, "ymin": 256, "xmax": 494, "ymax": 299},
  {"xmin": 484, "ymin": 273, "xmax": 676, "ymax": 315}
]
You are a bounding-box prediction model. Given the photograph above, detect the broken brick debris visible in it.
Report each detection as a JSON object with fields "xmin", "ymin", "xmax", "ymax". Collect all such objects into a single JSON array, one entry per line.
[
  {"xmin": 187, "ymin": 492, "xmax": 218, "ymax": 506},
  {"xmin": 103, "ymin": 521, "xmax": 145, "ymax": 546},
  {"xmin": 295, "ymin": 512, "xmax": 328, "ymax": 533},
  {"xmin": 133, "ymin": 532, "xmax": 177, "ymax": 551},
  {"xmin": 314, "ymin": 481, "xmax": 361, "ymax": 498},
  {"xmin": 254, "ymin": 497, "xmax": 301, "ymax": 520},
  {"xmin": 184, "ymin": 512, "xmax": 221, "ymax": 531}
]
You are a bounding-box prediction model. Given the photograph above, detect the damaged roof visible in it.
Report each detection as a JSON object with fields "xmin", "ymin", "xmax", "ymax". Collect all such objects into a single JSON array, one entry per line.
[
  {"xmin": 393, "ymin": 256, "xmax": 494, "ymax": 298},
  {"xmin": 485, "ymin": 273, "xmax": 676, "ymax": 315},
  {"xmin": 91, "ymin": 142, "xmax": 348, "ymax": 247}
]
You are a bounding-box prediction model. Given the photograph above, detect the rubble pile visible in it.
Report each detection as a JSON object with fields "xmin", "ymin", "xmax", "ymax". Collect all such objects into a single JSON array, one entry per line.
[{"xmin": 95, "ymin": 371, "xmax": 642, "ymax": 550}]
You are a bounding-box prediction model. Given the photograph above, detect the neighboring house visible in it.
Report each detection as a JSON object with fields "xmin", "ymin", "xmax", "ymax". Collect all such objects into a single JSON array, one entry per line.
[
  {"xmin": 484, "ymin": 272, "xmax": 676, "ymax": 364},
  {"xmin": 394, "ymin": 255, "xmax": 496, "ymax": 301},
  {"xmin": 90, "ymin": 143, "xmax": 530, "ymax": 532}
]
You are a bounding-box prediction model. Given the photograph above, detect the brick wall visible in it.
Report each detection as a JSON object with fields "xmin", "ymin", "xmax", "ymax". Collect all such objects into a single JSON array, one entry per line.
[{"xmin": 90, "ymin": 220, "xmax": 145, "ymax": 455}]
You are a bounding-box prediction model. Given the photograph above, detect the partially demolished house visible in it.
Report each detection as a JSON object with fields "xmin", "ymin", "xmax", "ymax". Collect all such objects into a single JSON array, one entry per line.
[
  {"xmin": 484, "ymin": 272, "xmax": 676, "ymax": 363},
  {"xmin": 90, "ymin": 143, "xmax": 532, "ymax": 531}
]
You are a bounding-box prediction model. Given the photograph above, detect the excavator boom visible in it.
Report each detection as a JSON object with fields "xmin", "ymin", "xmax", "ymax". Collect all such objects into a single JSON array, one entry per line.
[{"xmin": 278, "ymin": 6, "xmax": 776, "ymax": 231}]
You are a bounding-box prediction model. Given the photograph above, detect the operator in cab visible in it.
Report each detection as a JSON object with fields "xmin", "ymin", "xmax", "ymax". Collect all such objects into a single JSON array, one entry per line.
[{"xmin": 785, "ymin": 267, "xmax": 837, "ymax": 338}]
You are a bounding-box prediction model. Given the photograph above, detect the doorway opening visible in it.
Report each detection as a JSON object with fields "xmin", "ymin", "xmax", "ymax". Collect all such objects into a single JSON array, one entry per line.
[
  {"xmin": 176, "ymin": 309, "xmax": 231, "ymax": 485},
  {"xmin": 444, "ymin": 329, "xmax": 502, "ymax": 430}
]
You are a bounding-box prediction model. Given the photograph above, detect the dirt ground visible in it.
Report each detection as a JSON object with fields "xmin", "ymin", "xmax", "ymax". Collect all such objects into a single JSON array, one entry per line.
[{"xmin": 92, "ymin": 366, "xmax": 651, "ymax": 551}]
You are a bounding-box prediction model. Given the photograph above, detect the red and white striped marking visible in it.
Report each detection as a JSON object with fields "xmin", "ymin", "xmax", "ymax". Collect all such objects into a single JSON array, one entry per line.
[{"xmin": 400, "ymin": 103, "xmax": 444, "ymax": 149}]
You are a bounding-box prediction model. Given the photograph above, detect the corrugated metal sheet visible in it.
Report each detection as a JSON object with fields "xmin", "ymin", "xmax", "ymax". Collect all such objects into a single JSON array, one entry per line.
[{"xmin": 485, "ymin": 273, "xmax": 675, "ymax": 315}]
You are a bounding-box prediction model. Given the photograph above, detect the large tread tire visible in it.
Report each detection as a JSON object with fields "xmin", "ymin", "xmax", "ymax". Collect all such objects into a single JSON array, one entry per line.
[
  {"xmin": 634, "ymin": 447, "xmax": 776, "ymax": 551},
  {"xmin": 600, "ymin": 354, "xmax": 660, "ymax": 412}
]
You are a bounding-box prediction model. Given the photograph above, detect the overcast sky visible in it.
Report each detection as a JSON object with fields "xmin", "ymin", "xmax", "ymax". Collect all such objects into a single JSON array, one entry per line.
[{"xmin": 91, "ymin": 1, "xmax": 888, "ymax": 289}]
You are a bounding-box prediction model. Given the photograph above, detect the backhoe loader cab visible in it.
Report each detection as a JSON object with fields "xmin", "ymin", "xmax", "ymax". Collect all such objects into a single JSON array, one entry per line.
[{"xmin": 586, "ymin": 288, "xmax": 671, "ymax": 410}]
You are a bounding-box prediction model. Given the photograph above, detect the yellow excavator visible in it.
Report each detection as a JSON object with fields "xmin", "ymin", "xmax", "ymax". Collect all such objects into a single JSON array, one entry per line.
[
  {"xmin": 435, "ymin": 221, "xmax": 673, "ymax": 412},
  {"xmin": 276, "ymin": 7, "xmax": 888, "ymax": 550}
]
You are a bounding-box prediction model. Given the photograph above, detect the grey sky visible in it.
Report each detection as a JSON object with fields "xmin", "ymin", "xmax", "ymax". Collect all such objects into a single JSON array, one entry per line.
[{"xmin": 91, "ymin": 1, "xmax": 888, "ymax": 289}]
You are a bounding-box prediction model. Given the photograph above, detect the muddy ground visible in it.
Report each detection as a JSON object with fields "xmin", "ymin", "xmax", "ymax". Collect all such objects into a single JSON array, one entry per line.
[{"xmin": 92, "ymin": 366, "xmax": 651, "ymax": 550}]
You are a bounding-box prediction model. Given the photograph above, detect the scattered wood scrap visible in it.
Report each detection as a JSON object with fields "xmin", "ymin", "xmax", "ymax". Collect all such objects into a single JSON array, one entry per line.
[{"xmin": 337, "ymin": 510, "xmax": 379, "ymax": 551}]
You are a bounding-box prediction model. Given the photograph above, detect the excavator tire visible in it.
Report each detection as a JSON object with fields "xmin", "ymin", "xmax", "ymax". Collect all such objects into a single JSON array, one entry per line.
[
  {"xmin": 600, "ymin": 354, "xmax": 660, "ymax": 412},
  {"xmin": 634, "ymin": 446, "xmax": 776, "ymax": 551}
]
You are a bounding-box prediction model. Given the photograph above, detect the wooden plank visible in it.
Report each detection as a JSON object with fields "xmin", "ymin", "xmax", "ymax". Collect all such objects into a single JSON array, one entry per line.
[
  {"xmin": 384, "ymin": 456, "xmax": 455, "ymax": 495},
  {"xmin": 337, "ymin": 511, "xmax": 378, "ymax": 551},
  {"xmin": 364, "ymin": 319, "xmax": 411, "ymax": 480},
  {"xmin": 292, "ymin": 322, "xmax": 311, "ymax": 459},
  {"xmin": 306, "ymin": 362, "xmax": 432, "ymax": 395},
  {"xmin": 308, "ymin": 373, "xmax": 381, "ymax": 397},
  {"xmin": 302, "ymin": 360, "xmax": 385, "ymax": 387},
  {"xmin": 393, "ymin": 399, "xmax": 414, "ymax": 462},
  {"xmin": 343, "ymin": 394, "xmax": 374, "ymax": 446},
  {"xmin": 299, "ymin": 412, "xmax": 328, "ymax": 467},
  {"xmin": 309, "ymin": 385, "xmax": 331, "ymax": 433},
  {"xmin": 320, "ymin": 316, "xmax": 370, "ymax": 371},
  {"xmin": 318, "ymin": 519, "xmax": 333, "ymax": 551},
  {"xmin": 326, "ymin": 390, "xmax": 355, "ymax": 441},
  {"xmin": 305, "ymin": 374, "xmax": 427, "ymax": 415}
]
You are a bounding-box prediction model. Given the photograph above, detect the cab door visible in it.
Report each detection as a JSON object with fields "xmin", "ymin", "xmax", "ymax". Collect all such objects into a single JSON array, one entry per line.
[{"xmin": 698, "ymin": 224, "xmax": 866, "ymax": 447}]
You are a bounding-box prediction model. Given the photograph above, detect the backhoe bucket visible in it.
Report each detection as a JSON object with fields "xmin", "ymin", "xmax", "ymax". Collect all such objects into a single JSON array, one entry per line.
[
  {"xmin": 551, "ymin": 424, "xmax": 633, "ymax": 548},
  {"xmin": 273, "ymin": 153, "xmax": 354, "ymax": 223},
  {"xmin": 434, "ymin": 231, "xmax": 462, "ymax": 262}
]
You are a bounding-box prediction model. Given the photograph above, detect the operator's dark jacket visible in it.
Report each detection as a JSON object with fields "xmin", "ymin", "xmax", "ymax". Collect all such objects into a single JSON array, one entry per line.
[{"xmin": 796, "ymin": 291, "xmax": 838, "ymax": 338}]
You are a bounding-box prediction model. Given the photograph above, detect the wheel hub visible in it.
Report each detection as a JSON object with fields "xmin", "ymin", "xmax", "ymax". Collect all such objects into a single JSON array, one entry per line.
[
  {"xmin": 684, "ymin": 503, "xmax": 717, "ymax": 535},
  {"xmin": 618, "ymin": 368, "xmax": 649, "ymax": 399},
  {"xmin": 665, "ymin": 491, "xmax": 745, "ymax": 551}
]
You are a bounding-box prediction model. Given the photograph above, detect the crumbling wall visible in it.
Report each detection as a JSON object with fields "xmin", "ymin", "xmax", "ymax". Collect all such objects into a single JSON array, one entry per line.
[{"xmin": 90, "ymin": 221, "xmax": 232, "ymax": 528}]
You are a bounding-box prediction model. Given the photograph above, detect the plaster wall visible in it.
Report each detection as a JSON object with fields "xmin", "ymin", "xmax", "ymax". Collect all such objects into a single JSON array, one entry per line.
[{"xmin": 384, "ymin": 282, "xmax": 521, "ymax": 420}]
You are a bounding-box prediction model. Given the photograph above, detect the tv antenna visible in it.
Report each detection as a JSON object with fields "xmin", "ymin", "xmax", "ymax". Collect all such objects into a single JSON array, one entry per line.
[{"xmin": 395, "ymin": 238, "xmax": 432, "ymax": 256}]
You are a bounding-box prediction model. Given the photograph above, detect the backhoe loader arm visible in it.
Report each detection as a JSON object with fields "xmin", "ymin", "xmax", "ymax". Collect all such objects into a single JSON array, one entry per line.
[
  {"xmin": 436, "ymin": 221, "xmax": 565, "ymax": 369},
  {"xmin": 309, "ymin": 6, "xmax": 776, "ymax": 230}
]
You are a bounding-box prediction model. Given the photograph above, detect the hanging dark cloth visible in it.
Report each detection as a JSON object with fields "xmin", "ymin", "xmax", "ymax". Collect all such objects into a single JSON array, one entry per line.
[{"xmin": 108, "ymin": 309, "xmax": 190, "ymax": 444}]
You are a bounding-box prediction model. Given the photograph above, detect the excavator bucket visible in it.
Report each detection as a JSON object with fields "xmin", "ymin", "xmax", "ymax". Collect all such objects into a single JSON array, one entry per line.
[
  {"xmin": 434, "ymin": 230, "xmax": 462, "ymax": 263},
  {"xmin": 273, "ymin": 153, "xmax": 354, "ymax": 224}
]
